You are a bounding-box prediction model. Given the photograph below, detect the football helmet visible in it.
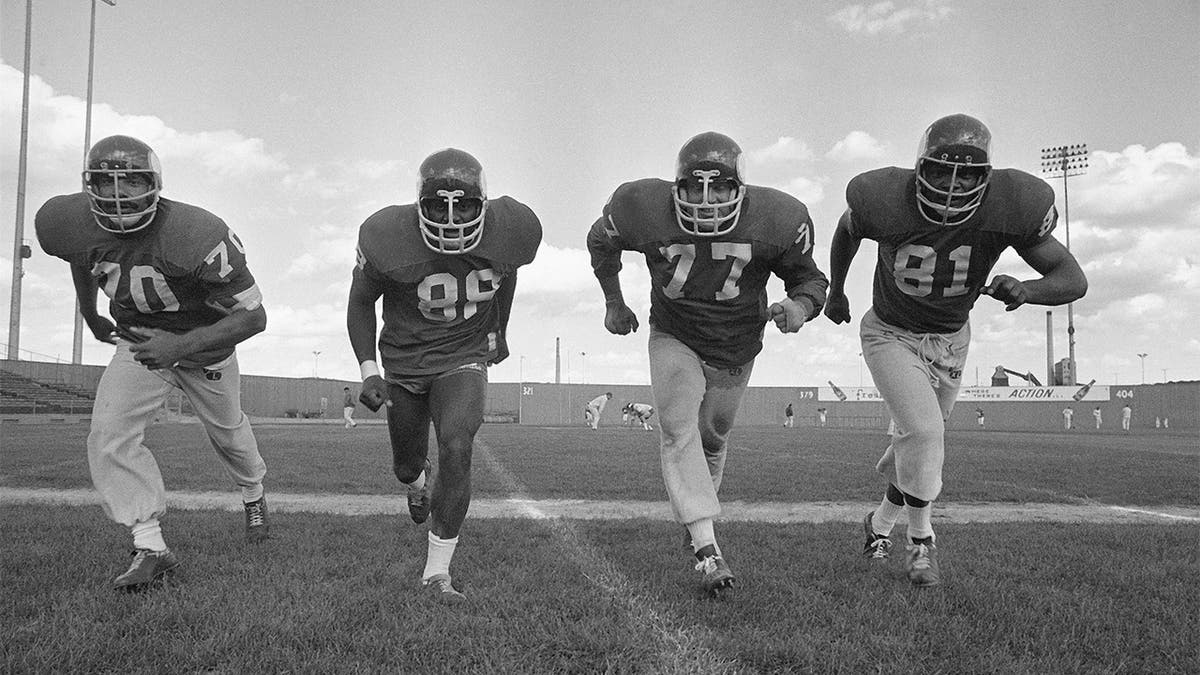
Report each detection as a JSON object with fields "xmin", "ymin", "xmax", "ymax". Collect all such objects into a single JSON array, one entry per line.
[
  {"xmin": 416, "ymin": 148, "xmax": 488, "ymax": 254},
  {"xmin": 915, "ymin": 114, "xmax": 992, "ymax": 226},
  {"xmin": 82, "ymin": 135, "xmax": 163, "ymax": 234},
  {"xmin": 673, "ymin": 131, "xmax": 746, "ymax": 237}
]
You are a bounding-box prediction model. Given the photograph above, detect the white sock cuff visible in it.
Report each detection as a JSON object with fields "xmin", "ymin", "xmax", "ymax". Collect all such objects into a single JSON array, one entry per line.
[
  {"xmin": 131, "ymin": 519, "xmax": 167, "ymax": 552},
  {"xmin": 241, "ymin": 483, "xmax": 265, "ymax": 503}
]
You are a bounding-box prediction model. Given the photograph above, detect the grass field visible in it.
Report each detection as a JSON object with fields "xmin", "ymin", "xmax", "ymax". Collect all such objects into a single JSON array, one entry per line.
[{"xmin": 2, "ymin": 422, "xmax": 1197, "ymax": 673}]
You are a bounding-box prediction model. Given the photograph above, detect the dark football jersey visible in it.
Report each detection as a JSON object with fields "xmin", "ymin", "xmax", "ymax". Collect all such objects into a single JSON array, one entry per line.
[
  {"xmin": 847, "ymin": 167, "xmax": 1057, "ymax": 334},
  {"xmin": 588, "ymin": 178, "xmax": 828, "ymax": 368},
  {"xmin": 36, "ymin": 194, "xmax": 263, "ymax": 366},
  {"xmin": 355, "ymin": 196, "xmax": 541, "ymax": 376}
]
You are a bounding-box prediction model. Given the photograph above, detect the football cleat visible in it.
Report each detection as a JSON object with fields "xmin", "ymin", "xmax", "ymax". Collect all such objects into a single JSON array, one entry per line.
[
  {"xmin": 423, "ymin": 574, "xmax": 466, "ymax": 603},
  {"xmin": 905, "ymin": 541, "xmax": 940, "ymax": 587},
  {"xmin": 694, "ymin": 545, "xmax": 735, "ymax": 597},
  {"xmin": 861, "ymin": 511, "xmax": 893, "ymax": 561},
  {"xmin": 113, "ymin": 548, "xmax": 180, "ymax": 592},
  {"xmin": 407, "ymin": 460, "xmax": 432, "ymax": 524},
  {"xmin": 243, "ymin": 496, "xmax": 270, "ymax": 543}
]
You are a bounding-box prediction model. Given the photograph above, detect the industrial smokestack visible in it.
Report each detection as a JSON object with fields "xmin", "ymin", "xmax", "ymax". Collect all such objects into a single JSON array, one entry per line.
[{"xmin": 1046, "ymin": 311, "xmax": 1054, "ymax": 386}]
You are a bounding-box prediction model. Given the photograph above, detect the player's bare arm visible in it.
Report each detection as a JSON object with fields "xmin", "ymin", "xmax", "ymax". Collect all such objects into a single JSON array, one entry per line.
[
  {"xmin": 346, "ymin": 272, "xmax": 390, "ymax": 411},
  {"xmin": 128, "ymin": 305, "xmax": 266, "ymax": 370},
  {"xmin": 982, "ymin": 237, "xmax": 1088, "ymax": 311},
  {"xmin": 824, "ymin": 210, "xmax": 862, "ymax": 325},
  {"xmin": 69, "ymin": 262, "xmax": 117, "ymax": 344},
  {"xmin": 490, "ymin": 269, "xmax": 518, "ymax": 364}
]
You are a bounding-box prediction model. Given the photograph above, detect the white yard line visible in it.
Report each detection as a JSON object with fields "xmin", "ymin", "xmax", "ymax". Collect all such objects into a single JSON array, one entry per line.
[
  {"xmin": 473, "ymin": 441, "xmax": 739, "ymax": 674},
  {"xmin": 1, "ymin": 486, "xmax": 1196, "ymax": 524}
]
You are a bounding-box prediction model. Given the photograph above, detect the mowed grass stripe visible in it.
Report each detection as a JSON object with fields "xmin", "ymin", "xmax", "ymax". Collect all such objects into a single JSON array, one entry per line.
[
  {"xmin": 474, "ymin": 439, "xmax": 740, "ymax": 674},
  {"xmin": 3, "ymin": 486, "xmax": 1197, "ymax": 523}
]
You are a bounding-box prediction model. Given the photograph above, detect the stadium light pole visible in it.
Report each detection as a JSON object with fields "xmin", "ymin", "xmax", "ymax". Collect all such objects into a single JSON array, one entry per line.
[
  {"xmin": 1137, "ymin": 353, "xmax": 1147, "ymax": 384},
  {"xmin": 7, "ymin": 0, "xmax": 34, "ymax": 361},
  {"xmin": 857, "ymin": 352, "xmax": 863, "ymax": 387},
  {"xmin": 1041, "ymin": 143, "xmax": 1088, "ymax": 386},
  {"xmin": 312, "ymin": 350, "xmax": 320, "ymax": 378},
  {"xmin": 72, "ymin": 0, "xmax": 118, "ymax": 364},
  {"xmin": 580, "ymin": 351, "xmax": 586, "ymax": 384}
]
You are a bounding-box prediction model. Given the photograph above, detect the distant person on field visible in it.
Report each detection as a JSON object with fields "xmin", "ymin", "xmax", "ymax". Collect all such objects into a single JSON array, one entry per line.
[
  {"xmin": 623, "ymin": 402, "xmax": 656, "ymax": 431},
  {"xmin": 1092, "ymin": 406, "xmax": 1102, "ymax": 430},
  {"xmin": 1063, "ymin": 406, "xmax": 1074, "ymax": 430},
  {"xmin": 35, "ymin": 135, "xmax": 271, "ymax": 592},
  {"xmin": 585, "ymin": 392, "xmax": 612, "ymax": 430},
  {"xmin": 784, "ymin": 403, "xmax": 795, "ymax": 428},
  {"xmin": 824, "ymin": 114, "xmax": 1087, "ymax": 588},
  {"xmin": 346, "ymin": 148, "xmax": 541, "ymax": 602},
  {"xmin": 975, "ymin": 407, "xmax": 985, "ymax": 428},
  {"xmin": 817, "ymin": 407, "xmax": 827, "ymax": 427},
  {"xmin": 588, "ymin": 131, "xmax": 828, "ymax": 597},
  {"xmin": 1121, "ymin": 404, "xmax": 1131, "ymax": 432},
  {"xmin": 343, "ymin": 386, "xmax": 358, "ymax": 428}
]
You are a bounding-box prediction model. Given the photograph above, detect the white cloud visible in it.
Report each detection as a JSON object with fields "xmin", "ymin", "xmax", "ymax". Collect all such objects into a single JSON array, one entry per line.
[
  {"xmin": 828, "ymin": 0, "xmax": 955, "ymax": 35},
  {"xmin": 748, "ymin": 136, "xmax": 814, "ymax": 164},
  {"xmin": 1075, "ymin": 143, "xmax": 1200, "ymax": 227},
  {"xmin": 826, "ymin": 131, "xmax": 889, "ymax": 162}
]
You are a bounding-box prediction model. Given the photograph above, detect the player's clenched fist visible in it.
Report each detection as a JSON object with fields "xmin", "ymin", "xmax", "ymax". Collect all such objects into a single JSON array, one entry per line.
[
  {"xmin": 604, "ymin": 301, "xmax": 639, "ymax": 335},
  {"xmin": 981, "ymin": 274, "xmax": 1027, "ymax": 311},
  {"xmin": 823, "ymin": 291, "xmax": 851, "ymax": 325},
  {"xmin": 359, "ymin": 374, "xmax": 392, "ymax": 412},
  {"xmin": 768, "ymin": 297, "xmax": 809, "ymax": 333}
]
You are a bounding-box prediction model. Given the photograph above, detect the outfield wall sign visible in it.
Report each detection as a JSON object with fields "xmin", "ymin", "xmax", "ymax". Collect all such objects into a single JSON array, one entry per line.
[{"xmin": 819, "ymin": 385, "xmax": 1110, "ymax": 402}]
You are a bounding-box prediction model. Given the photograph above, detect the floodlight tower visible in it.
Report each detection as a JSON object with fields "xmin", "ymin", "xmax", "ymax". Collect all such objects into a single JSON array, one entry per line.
[
  {"xmin": 1040, "ymin": 143, "xmax": 1088, "ymax": 386},
  {"xmin": 73, "ymin": 0, "xmax": 118, "ymax": 363}
]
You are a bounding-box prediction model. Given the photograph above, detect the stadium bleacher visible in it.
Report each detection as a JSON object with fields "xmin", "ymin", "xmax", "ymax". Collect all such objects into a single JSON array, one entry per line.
[{"xmin": 0, "ymin": 369, "xmax": 96, "ymax": 414}]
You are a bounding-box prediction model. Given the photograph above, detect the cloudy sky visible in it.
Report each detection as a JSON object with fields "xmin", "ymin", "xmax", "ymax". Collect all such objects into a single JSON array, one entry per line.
[{"xmin": 2, "ymin": 0, "xmax": 1197, "ymax": 388}]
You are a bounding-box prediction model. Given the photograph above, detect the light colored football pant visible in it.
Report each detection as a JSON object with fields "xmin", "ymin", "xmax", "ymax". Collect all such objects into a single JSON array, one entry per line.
[
  {"xmin": 649, "ymin": 328, "xmax": 753, "ymax": 524},
  {"xmin": 585, "ymin": 406, "xmax": 602, "ymax": 429},
  {"xmin": 343, "ymin": 406, "xmax": 356, "ymax": 427},
  {"xmin": 860, "ymin": 308, "xmax": 969, "ymax": 502},
  {"xmin": 88, "ymin": 342, "xmax": 267, "ymax": 527}
]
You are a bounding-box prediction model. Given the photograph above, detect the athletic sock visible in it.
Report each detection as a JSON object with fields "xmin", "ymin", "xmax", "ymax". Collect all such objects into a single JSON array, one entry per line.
[
  {"xmin": 872, "ymin": 497, "xmax": 904, "ymax": 536},
  {"xmin": 686, "ymin": 519, "xmax": 719, "ymax": 556},
  {"xmin": 131, "ymin": 519, "xmax": 167, "ymax": 552},
  {"xmin": 421, "ymin": 531, "xmax": 458, "ymax": 581},
  {"xmin": 241, "ymin": 483, "xmax": 265, "ymax": 503},
  {"xmin": 905, "ymin": 503, "xmax": 935, "ymax": 543},
  {"xmin": 405, "ymin": 470, "xmax": 427, "ymax": 492}
]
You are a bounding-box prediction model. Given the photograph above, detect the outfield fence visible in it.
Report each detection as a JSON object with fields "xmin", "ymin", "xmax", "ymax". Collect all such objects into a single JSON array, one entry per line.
[{"xmin": 2, "ymin": 358, "xmax": 1196, "ymax": 432}]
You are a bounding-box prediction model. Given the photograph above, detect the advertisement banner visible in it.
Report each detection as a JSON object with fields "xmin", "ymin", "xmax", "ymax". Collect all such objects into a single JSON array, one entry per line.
[{"xmin": 819, "ymin": 385, "xmax": 1110, "ymax": 402}]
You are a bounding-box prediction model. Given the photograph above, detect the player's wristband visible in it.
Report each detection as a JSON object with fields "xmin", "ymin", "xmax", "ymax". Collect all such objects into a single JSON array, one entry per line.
[{"xmin": 360, "ymin": 360, "xmax": 382, "ymax": 381}]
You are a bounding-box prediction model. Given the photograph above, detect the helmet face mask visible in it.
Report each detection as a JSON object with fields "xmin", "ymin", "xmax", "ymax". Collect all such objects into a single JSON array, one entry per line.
[
  {"xmin": 673, "ymin": 132, "xmax": 746, "ymax": 237},
  {"xmin": 416, "ymin": 149, "xmax": 487, "ymax": 254},
  {"xmin": 914, "ymin": 114, "xmax": 992, "ymax": 226},
  {"xmin": 83, "ymin": 135, "xmax": 163, "ymax": 234}
]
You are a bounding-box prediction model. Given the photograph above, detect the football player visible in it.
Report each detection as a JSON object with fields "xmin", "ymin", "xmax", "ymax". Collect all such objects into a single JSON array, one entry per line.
[
  {"xmin": 35, "ymin": 135, "xmax": 271, "ymax": 592},
  {"xmin": 347, "ymin": 148, "xmax": 541, "ymax": 602},
  {"xmin": 824, "ymin": 114, "xmax": 1087, "ymax": 586},
  {"xmin": 588, "ymin": 131, "xmax": 828, "ymax": 597}
]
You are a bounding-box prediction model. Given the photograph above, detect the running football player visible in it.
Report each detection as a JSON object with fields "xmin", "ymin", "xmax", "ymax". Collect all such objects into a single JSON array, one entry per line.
[
  {"xmin": 588, "ymin": 131, "xmax": 828, "ymax": 597},
  {"xmin": 824, "ymin": 114, "xmax": 1087, "ymax": 586},
  {"xmin": 35, "ymin": 135, "xmax": 270, "ymax": 592},
  {"xmin": 347, "ymin": 148, "xmax": 541, "ymax": 602}
]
